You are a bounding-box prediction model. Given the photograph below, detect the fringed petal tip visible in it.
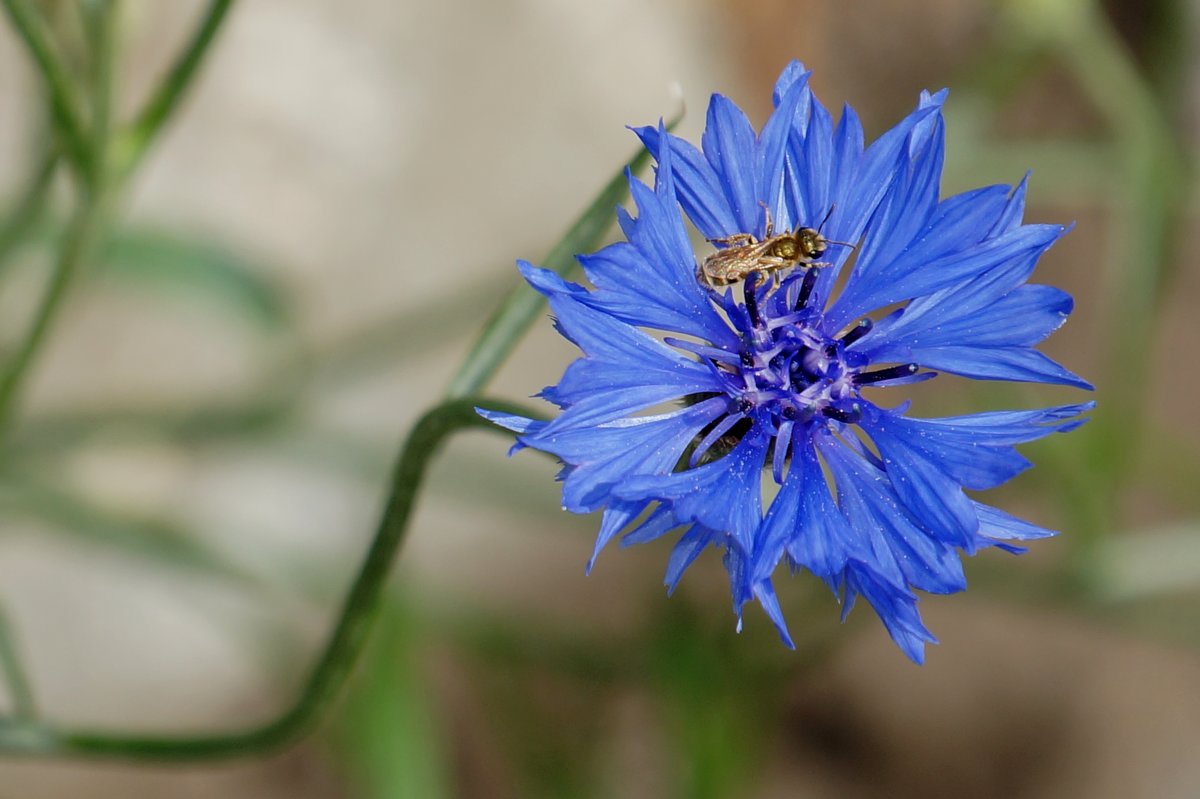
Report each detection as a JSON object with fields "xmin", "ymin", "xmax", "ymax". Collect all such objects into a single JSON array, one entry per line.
[
  {"xmin": 752, "ymin": 580, "xmax": 796, "ymax": 649},
  {"xmin": 475, "ymin": 408, "xmax": 546, "ymax": 456}
]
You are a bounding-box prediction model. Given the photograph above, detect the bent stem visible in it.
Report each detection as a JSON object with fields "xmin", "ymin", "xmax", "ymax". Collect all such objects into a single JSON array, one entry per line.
[{"xmin": 0, "ymin": 397, "xmax": 542, "ymax": 759}]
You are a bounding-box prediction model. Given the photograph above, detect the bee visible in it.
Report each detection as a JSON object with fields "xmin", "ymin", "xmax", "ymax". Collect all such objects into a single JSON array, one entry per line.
[{"xmin": 698, "ymin": 207, "xmax": 853, "ymax": 288}]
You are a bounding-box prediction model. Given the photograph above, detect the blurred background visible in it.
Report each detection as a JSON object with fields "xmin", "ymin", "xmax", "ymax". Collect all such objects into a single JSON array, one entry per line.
[{"xmin": 0, "ymin": 0, "xmax": 1197, "ymax": 796}]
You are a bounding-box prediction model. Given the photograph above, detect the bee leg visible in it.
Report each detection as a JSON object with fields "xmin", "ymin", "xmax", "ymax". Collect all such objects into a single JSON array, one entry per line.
[
  {"xmin": 755, "ymin": 256, "xmax": 792, "ymax": 270},
  {"xmin": 759, "ymin": 201, "xmax": 774, "ymax": 238},
  {"xmin": 707, "ymin": 233, "xmax": 755, "ymax": 247}
]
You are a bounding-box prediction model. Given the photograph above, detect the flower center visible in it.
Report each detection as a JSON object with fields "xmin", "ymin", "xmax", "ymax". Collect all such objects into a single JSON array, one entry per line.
[
  {"xmin": 735, "ymin": 268, "xmax": 863, "ymax": 424},
  {"xmin": 684, "ymin": 267, "xmax": 921, "ymax": 473}
]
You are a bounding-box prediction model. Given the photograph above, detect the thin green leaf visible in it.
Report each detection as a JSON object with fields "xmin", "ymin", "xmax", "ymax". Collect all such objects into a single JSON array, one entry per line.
[
  {"xmin": 0, "ymin": 606, "xmax": 36, "ymax": 720},
  {"xmin": 333, "ymin": 600, "xmax": 450, "ymax": 799},
  {"xmin": 98, "ymin": 226, "xmax": 292, "ymax": 329},
  {"xmin": 0, "ymin": 476, "xmax": 255, "ymax": 587}
]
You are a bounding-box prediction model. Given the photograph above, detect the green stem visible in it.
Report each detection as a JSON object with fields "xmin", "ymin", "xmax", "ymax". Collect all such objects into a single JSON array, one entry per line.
[
  {"xmin": 1, "ymin": 0, "xmax": 91, "ymax": 176},
  {"xmin": 0, "ymin": 397, "xmax": 542, "ymax": 759},
  {"xmin": 116, "ymin": 0, "xmax": 235, "ymax": 175},
  {"xmin": 83, "ymin": 0, "xmax": 118, "ymax": 188},
  {"xmin": 0, "ymin": 609, "xmax": 35, "ymax": 720},
  {"xmin": 0, "ymin": 0, "xmax": 124, "ymax": 432},
  {"xmin": 0, "ymin": 193, "xmax": 108, "ymax": 432},
  {"xmin": 444, "ymin": 123, "xmax": 676, "ymax": 399},
  {"xmin": 0, "ymin": 149, "xmax": 59, "ymax": 272}
]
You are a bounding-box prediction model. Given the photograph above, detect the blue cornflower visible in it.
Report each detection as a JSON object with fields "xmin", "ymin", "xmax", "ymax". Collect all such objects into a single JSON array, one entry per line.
[{"xmin": 481, "ymin": 62, "xmax": 1092, "ymax": 663}]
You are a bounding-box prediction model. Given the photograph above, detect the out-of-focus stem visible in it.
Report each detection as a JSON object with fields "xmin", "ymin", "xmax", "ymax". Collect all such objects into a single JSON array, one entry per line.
[
  {"xmin": 0, "ymin": 609, "xmax": 35, "ymax": 720},
  {"xmin": 0, "ymin": 0, "xmax": 90, "ymax": 176},
  {"xmin": 0, "ymin": 150, "xmax": 59, "ymax": 271},
  {"xmin": 115, "ymin": 0, "xmax": 235, "ymax": 176},
  {"xmin": 0, "ymin": 193, "xmax": 108, "ymax": 432}
]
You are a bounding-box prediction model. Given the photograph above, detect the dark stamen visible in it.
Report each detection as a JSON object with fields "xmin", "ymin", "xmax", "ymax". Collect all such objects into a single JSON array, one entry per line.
[
  {"xmin": 840, "ymin": 317, "xmax": 873, "ymax": 347},
  {"xmin": 740, "ymin": 351, "xmax": 755, "ymax": 368},
  {"xmin": 856, "ymin": 363, "xmax": 919, "ymax": 385},
  {"xmin": 823, "ymin": 403, "xmax": 862, "ymax": 424},
  {"xmin": 744, "ymin": 271, "xmax": 762, "ymax": 328},
  {"xmin": 794, "ymin": 267, "xmax": 819, "ymax": 310}
]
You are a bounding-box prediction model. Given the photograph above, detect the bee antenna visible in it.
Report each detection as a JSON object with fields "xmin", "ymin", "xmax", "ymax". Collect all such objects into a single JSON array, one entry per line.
[
  {"xmin": 823, "ymin": 238, "xmax": 858, "ymax": 251},
  {"xmin": 816, "ymin": 204, "xmax": 836, "ymax": 234}
]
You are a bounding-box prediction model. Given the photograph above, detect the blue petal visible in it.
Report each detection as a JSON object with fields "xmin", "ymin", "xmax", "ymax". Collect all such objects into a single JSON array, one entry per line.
[
  {"xmin": 598, "ymin": 167, "xmax": 741, "ymax": 342},
  {"xmin": 843, "ymin": 562, "xmax": 938, "ymax": 664},
  {"xmin": 810, "ymin": 96, "xmax": 944, "ymax": 304},
  {"xmin": 702, "ymin": 93, "xmax": 761, "ymax": 234},
  {"xmin": 908, "ymin": 345, "xmax": 1092, "ymax": 389},
  {"xmin": 756, "ymin": 436, "xmax": 860, "ymax": 585},
  {"xmin": 619, "ymin": 504, "xmax": 680, "ymax": 546},
  {"xmin": 818, "ymin": 434, "xmax": 967, "ymax": 594},
  {"xmin": 830, "ymin": 103, "xmax": 864, "ymax": 202},
  {"xmin": 859, "ymin": 408, "xmax": 982, "ymax": 552},
  {"xmin": 771, "ymin": 60, "xmax": 810, "ymax": 105},
  {"xmin": 900, "ymin": 183, "xmax": 1013, "ymax": 263},
  {"xmin": 521, "ymin": 263, "xmax": 705, "ymax": 369},
  {"xmin": 758, "ymin": 71, "xmax": 811, "ymax": 231},
  {"xmin": 864, "ymin": 221, "xmax": 1057, "ymax": 343},
  {"xmin": 475, "ymin": 408, "xmax": 546, "ymax": 437},
  {"xmin": 887, "ymin": 285, "xmax": 1073, "ymax": 356},
  {"xmin": 911, "ymin": 403, "xmax": 1095, "ymax": 440},
  {"xmin": 828, "ymin": 220, "xmax": 1066, "ymax": 331},
  {"xmin": 518, "ymin": 264, "xmax": 726, "ymax": 426},
  {"xmin": 475, "ymin": 408, "xmax": 547, "ymax": 456},
  {"xmin": 523, "ymin": 398, "xmax": 727, "ymax": 512},
  {"xmin": 752, "ymin": 578, "xmax": 796, "ymax": 649},
  {"xmin": 863, "ymin": 261, "xmax": 1072, "ymax": 352},
  {"xmin": 989, "ymin": 173, "xmax": 1029, "ymax": 236},
  {"xmin": 841, "ymin": 92, "xmax": 943, "ymax": 237},
  {"xmin": 576, "ymin": 244, "xmax": 737, "ymax": 347},
  {"xmin": 589, "ymin": 500, "xmax": 655, "ymax": 572},
  {"xmin": 614, "ymin": 430, "xmax": 770, "ymax": 554},
  {"xmin": 665, "ymin": 525, "xmax": 723, "ymax": 593},
  {"xmin": 800, "ymin": 95, "xmax": 835, "ymax": 228},
  {"xmin": 973, "ymin": 501, "xmax": 1058, "ymax": 542},
  {"xmin": 867, "ymin": 404, "xmax": 1093, "ymax": 491},
  {"xmin": 632, "ymin": 125, "xmax": 739, "ymax": 239}
]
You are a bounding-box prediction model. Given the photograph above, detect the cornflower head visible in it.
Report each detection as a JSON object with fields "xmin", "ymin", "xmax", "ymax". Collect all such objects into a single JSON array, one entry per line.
[{"xmin": 481, "ymin": 62, "xmax": 1092, "ymax": 662}]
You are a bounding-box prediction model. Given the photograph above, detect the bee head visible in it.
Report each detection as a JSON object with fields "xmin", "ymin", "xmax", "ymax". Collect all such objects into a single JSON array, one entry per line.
[{"xmin": 797, "ymin": 227, "xmax": 827, "ymax": 258}]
